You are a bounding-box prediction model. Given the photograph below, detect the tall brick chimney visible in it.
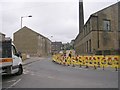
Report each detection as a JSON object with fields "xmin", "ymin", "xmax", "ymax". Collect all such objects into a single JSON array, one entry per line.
[{"xmin": 79, "ymin": 0, "xmax": 84, "ymax": 33}]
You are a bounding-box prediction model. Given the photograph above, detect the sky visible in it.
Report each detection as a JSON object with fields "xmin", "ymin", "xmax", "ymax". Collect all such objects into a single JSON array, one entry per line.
[{"xmin": 0, "ymin": 0, "xmax": 118, "ymax": 43}]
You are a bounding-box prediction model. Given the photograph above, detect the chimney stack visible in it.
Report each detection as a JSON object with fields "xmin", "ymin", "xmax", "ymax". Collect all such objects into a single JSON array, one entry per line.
[{"xmin": 79, "ymin": 0, "xmax": 84, "ymax": 33}]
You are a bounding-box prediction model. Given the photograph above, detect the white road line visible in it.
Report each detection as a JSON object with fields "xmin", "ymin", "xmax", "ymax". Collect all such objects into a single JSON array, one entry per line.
[
  {"xmin": 47, "ymin": 76, "xmax": 54, "ymax": 79},
  {"xmin": 23, "ymin": 69, "xmax": 30, "ymax": 74},
  {"xmin": 5, "ymin": 79, "xmax": 21, "ymax": 90},
  {"xmin": 7, "ymin": 80, "xmax": 16, "ymax": 83},
  {"xmin": 30, "ymin": 73, "xmax": 35, "ymax": 75},
  {"xmin": 3, "ymin": 80, "xmax": 16, "ymax": 84}
]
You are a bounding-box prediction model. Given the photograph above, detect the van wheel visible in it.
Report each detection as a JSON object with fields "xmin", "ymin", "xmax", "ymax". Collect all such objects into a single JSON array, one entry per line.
[{"xmin": 16, "ymin": 65, "xmax": 23, "ymax": 75}]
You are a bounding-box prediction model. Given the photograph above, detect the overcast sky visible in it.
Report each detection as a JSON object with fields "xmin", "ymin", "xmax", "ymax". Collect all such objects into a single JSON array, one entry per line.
[{"xmin": 0, "ymin": 0, "xmax": 118, "ymax": 43}]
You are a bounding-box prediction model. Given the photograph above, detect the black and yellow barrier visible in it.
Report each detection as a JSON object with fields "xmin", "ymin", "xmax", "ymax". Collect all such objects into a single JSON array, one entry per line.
[{"xmin": 52, "ymin": 54, "xmax": 119, "ymax": 71}]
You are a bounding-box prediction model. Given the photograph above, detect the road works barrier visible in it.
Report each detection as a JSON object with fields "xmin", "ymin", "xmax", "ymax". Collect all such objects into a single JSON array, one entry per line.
[
  {"xmin": 21, "ymin": 53, "xmax": 30, "ymax": 61},
  {"xmin": 52, "ymin": 54, "xmax": 119, "ymax": 71},
  {"xmin": 21, "ymin": 53, "xmax": 27, "ymax": 61}
]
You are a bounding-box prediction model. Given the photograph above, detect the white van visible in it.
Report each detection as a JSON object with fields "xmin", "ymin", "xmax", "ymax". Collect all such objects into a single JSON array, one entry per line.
[{"xmin": 0, "ymin": 38, "xmax": 23, "ymax": 75}]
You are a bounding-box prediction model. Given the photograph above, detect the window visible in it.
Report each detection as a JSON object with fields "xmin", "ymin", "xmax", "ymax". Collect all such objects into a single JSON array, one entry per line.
[
  {"xmin": 89, "ymin": 39, "xmax": 91, "ymax": 52},
  {"xmin": 88, "ymin": 21, "xmax": 90, "ymax": 32},
  {"xmin": 118, "ymin": 40, "xmax": 120, "ymax": 47},
  {"xmin": 85, "ymin": 26, "xmax": 87, "ymax": 35},
  {"xmin": 87, "ymin": 41, "xmax": 88, "ymax": 53},
  {"xmin": 103, "ymin": 20, "xmax": 110, "ymax": 31},
  {"xmin": 103, "ymin": 50, "xmax": 111, "ymax": 55}
]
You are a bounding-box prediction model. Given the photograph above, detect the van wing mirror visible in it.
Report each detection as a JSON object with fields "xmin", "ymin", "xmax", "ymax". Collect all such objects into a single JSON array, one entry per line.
[
  {"xmin": 18, "ymin": 51, "xmax": 22, "ymax": 58},
  {"xmin": 15, "ymin": 53, "xmax": 20, "ymax": 57}
]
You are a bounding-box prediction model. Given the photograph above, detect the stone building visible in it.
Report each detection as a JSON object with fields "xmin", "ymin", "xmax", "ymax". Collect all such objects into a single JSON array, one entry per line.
[
  {"xmin": 13, "ymin": 26, "xmax": 51, "ymax": 57},
  {"xmin": 62, "ymin": 43, "xmax": 70, "ymax": 50},
  {"xmin": 74, "ymin": 2, "xmax": 120, "ymax": 55},
  {"xmin": 0, "ymin": 32, "xmax": 5, "ymax": 41},
  {"xmin": 51, "ymin": 42, "xmax": 62, "ymax": 54}
]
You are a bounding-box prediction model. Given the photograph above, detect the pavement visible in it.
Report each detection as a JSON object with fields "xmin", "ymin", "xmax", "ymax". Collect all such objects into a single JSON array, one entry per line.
[{"xmin": 22, "ymin": 57, "xmax": 45, "ymax": 66}]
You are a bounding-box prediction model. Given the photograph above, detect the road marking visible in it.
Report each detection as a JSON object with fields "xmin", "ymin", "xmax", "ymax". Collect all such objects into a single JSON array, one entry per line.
[
  {"xmin": 30, "ymin": 73, "xmax": 35, "ymax": 75},
  {"xmin": 23, "ymin": 69, "xmax": 30, "ymax": 74},
  {"xmin": 47, "ymin": 76, "xmax": 55, "ymax": 79},
  {"xmin": 7, "ymin": 80, "xmax": 16, "ymax": 83},
  {"xmin": 5, "ymin": 79, "xmax": 21, "ymax": 90},
  {"xmin": 3, "ymin": 80, "xmax": 16, "ymax": 84}
]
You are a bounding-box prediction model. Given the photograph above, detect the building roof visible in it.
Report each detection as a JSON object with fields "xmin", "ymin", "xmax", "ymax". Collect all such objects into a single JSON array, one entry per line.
[
  {"xmin": 52, "ymin": 42, "xmax": 62, "ymax": 44},
  {"xmin": 14, "ymin": 26, "xmax": 52, "ymax": 43},
  {"xmin": 93, "ymin": 2, "xmax": 119, "ymax": 15},
  {"xmin": 14, "ymin": 26, "xmax": 47, "ymax": 39},
  {"xmin": 0, "ymin": 32, "xmax": 5, "ymax": 36},
  {"xmin": 83, "ymin": 1, "xmax": 119, "ymax": 27}
]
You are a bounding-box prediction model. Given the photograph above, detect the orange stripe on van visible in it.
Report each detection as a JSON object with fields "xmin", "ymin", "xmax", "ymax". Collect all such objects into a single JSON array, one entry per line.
[{"xmin": 0, "ymin": 58, "xmax": 13, "ymax": 63}]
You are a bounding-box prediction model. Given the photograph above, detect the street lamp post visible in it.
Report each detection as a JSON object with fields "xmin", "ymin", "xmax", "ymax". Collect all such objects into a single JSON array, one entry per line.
[
  {"xmin": 21, "ymin": 15, "xmax": 32, "ymax": 28},
  {"xmin": 50, "ymin": 36, "xmax": 53, "ymax": 55}
]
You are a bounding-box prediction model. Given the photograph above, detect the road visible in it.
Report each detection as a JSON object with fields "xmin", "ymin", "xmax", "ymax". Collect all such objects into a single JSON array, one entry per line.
[{"xmin": 2, "ymin": 57, "xmax": 118, "ymax": 89}]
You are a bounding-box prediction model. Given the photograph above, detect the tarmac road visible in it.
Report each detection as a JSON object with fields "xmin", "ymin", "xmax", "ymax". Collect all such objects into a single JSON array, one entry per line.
[{"xmin": 2, "ymin": 57, "xmax": 118, "ymax": 89}]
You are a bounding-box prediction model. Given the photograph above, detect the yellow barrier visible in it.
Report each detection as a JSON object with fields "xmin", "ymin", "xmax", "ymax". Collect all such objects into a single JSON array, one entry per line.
[
  {"xmin": 21, "ymin": 53, "xmax": 27, "ymax": 61},
  {"xmin": 87, "ymin": 56, "xmax": 93, "ymax": 67},
  {"xmin": 52, "ymin": 54, "xmax": 119, "ymax": 71},
  {"xmin": 84, "ymin": 56, "xmax": 89, "ymax": 68},
  {"xmin": 78, "ymin": 56, "xmax": 83, "ymax": 67},
  {"xmin": 111, "ymin": 56, "xmax": 119, "ymax": 71}
]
